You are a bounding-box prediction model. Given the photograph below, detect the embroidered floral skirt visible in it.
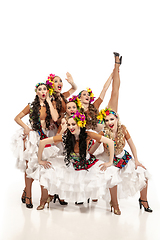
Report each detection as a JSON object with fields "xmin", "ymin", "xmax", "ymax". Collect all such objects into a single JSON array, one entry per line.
[{"xmin": 96, "ymin": 150, "xmax": 151, "ymax": 200}]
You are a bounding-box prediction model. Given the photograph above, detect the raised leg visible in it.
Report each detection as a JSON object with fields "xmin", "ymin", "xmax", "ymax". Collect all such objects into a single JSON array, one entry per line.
[{"xmin": 107, "ymin": 54, "xmax": 121, "ymax": 112}]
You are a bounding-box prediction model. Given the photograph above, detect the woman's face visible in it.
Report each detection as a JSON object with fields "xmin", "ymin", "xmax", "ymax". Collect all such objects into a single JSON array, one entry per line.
[
  {"xmin": 66, "ymin": 102, "xmax": 77, "ymax": 116},
  {"xmin": 53, "ymin": 76, "xmax": 63, "ymax": 93},
  {"xmin": 80, "ymin": 91, "xmax": 90, "ymax": 104},
  {"xmin": 67, "ymin": 117, "xmax": 80, "ymax": 135},
  {"xmin": 36, "ymin": 84, "xmax": 48, "ymax": 101},
  {"xmin": 105, "ymin": 114, "xmax": 118, "ymax": 133}
]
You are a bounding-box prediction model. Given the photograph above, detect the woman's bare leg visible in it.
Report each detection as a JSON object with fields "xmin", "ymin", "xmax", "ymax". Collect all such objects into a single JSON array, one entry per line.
[
  {"xmin": 109, "ymin": 185, "xmax": 121, "ymax": 215},
  {"xmin": 25, "ymin": 161, "xmax": 34, "ymax": 205},
  {"xmin": 140, "ymin": 181, "xmax": 149, "ymax": 208},
  {"xmin": 107, "ymin": 55, "xmax": 121, "ymax": 112}
]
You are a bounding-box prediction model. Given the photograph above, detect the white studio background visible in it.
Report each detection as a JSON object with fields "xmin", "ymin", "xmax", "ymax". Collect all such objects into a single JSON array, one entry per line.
[{"xmin": 1, "ymin": 0, "xmax": 160, "ymax": 206}]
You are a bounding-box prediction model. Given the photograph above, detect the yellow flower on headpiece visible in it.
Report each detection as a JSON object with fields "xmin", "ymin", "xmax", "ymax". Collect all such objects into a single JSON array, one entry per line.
[
  {"xmin": 90, "ymin": 93, "xmax": 94, "ymax": 98},
  {"xmin": 86, "ymin": 87, "xmax": 92, "ymax": 93},
  {"xmin": 101, "ymin": 109, "xmax": 106, "ymax": 116},
  {"xmin": 76, "ymin": 97, "xmax": 83, "ymax": 108},
  {"xmin": 77, "ymin": 121, "xmax": 83, "ymax": 127},
  {"xmin": 97, "ymin": 114, "xmax": 103, "ymax": 121}
]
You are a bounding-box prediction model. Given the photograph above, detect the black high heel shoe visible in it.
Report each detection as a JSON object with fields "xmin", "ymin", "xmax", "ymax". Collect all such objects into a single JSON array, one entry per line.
[
  {"xmin": 139, "ymin": 198, "xmax": 153, "ymax": 212},
  {"xmin": 75, "ymin": 199, "xmax": 90, "ymax": 205},
  {"xmin": 26, "ymin": 197, "xmax": 33, "ymax": 209},
  {"xmin": 53, "ymin": 194, "xmax": 68, "ymax": 205},
  {"xmin": 113, "ymin": 52, "xmax": 122, "ymax": 65},
  {"xmin": 21, "ymin": 190, "xmax": 26, "ymax": 204}
]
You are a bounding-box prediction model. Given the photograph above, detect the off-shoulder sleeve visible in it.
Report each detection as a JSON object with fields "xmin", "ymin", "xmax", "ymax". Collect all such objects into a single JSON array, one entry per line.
[
  {"xmin": 93, "ymin": 97, "xmax": 103, "ymax": 110},
  {"xmin": 122, "ymin": 125, "xmax": 131, "ymax": 140},
  {"xmin": 22, "ymin": 105, "xmax": 30, "ymax": 115},
  {"xmin": 53, "ymin": 135, "xmax": 63, "ymax": 143},
  {"xmin": 87, "ymin": 131, "xmax": 102, "ymax": 142}
]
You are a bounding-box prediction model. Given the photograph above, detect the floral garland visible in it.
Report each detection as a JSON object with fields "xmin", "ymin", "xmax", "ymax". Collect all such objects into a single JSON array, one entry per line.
[
  {"xmin": 46, "ymin": 73, "xmax": 55, "ymax": 96},
  {"xmin": 97, "ymin": 107, "xmax": 118, "ymax": 124},
  {"xmin": 68, "ymin": 95, "xmax": 84, "ymax": 111},
  {"xmin": 86, "ymin": 87, "xmax": 95, "ymax": 103},
  {"xmin": 72, "ymin": 110, "xmax": 86, "ymax": 128},
  {"xmin": 78, "ymin": 88, "xmax": 95, "ymax": 104},
  {"xmin": 35, "ymin": 83, "xmax": 45, "ymax": 92}
]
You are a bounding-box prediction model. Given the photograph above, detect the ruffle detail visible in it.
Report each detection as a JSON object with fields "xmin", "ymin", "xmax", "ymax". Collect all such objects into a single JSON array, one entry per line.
[
  {"xmin": 96, "ymin": 151, "xmax": 151, "ymax": 200},
  {"xmin": 38, "ymin": 155, "xmax": 122, "ymax": 203},
  {"xmin": 11, "ymin": 127, "xmax": 60, "ymax": 173}
]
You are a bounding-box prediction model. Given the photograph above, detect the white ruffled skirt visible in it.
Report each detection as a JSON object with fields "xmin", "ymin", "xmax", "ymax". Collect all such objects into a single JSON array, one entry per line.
[
  {"xmin": 11, "ymin": 127, "xmax": 60, "ymax": 173},
  {"xmin": 96, "ymin": 150, "xmax": 151, "ymax": 200},
  {"xmin": 36, "ymin": 153, "xmax": 122, "ymax": 203}
]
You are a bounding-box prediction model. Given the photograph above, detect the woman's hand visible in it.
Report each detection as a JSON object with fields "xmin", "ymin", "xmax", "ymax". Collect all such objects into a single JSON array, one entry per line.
[
  {"xmin": 135, "ymin": 159, "xmax": 146, "ymax": 170},
  {"xmin": 65, "ymin": 72, "xmax": 74, "ymax": 85},
  {"xmin": 99, "ymin": 162, "xmax": 112, "ymax": 171},
  {"xmin": 46, "ymin": 91, "xmax": 52, "ymax": 103},
  {"xmin": 23, "ymin": 126, "xmax": 32, "ymax": 138},
  {"xmin": 39, "ymin": 160, "xmax": 52, "ymax": 169}
]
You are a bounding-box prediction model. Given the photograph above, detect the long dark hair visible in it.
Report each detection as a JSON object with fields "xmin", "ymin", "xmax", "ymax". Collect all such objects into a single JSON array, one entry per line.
[
  {"xmin": 29, "ymin": 95, "xmax": 52, "ymax": 131},
  {"xmin": 63, "ymin": 128, "xmax": 87, "ymax": 167},
  {"xmin": 85, "ymin": 103, "xmax": 98, "ymax": 129}
]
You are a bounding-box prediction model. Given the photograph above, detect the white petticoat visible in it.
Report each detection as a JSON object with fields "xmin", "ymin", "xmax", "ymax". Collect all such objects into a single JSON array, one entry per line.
[
  {"xmin": 11, "ymin": 127, "xmax": 60, "ymax": 172},
  {"xmin": 96, "ymin": 150, "xmax": 151, "ymax": 200},
  {"xmin": 35, "ymin": 153, "xmax": 122, "ymax": 203}
]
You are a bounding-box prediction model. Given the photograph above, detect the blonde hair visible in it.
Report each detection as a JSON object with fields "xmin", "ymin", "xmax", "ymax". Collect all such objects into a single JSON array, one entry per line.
[{"xmin": 104, "ymin": 116, "xmax": 125, "ymax": 155}]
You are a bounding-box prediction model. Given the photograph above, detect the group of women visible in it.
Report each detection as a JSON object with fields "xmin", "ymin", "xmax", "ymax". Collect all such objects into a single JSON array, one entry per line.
[{"xmin": 12, "ymin": 52, "xmax": 152, "ymax": 215}]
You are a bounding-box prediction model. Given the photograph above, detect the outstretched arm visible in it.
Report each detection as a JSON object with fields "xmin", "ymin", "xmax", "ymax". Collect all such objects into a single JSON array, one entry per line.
[
  {"xmin": 99, "ymin": 136, "xmax": 114, "ymax": 170},
  {"xmin": 38, "ymin": 137, "xmax": 55, "ymax": 168},
  {"xmin": 127, "ymin": 138, "xmax": 146, "ymax": 170},
  {"xmin": 89, "ymin": 141, "xmax": 101, "ymax": 154},
  {"xmin": 65, "ymin": 72, "xmax": 77, "ymax": 95},
  {"xmin": 99, "ymin": 73, "xmax": 113, "ymax": 101},
  {"xmin": 38, "ymin": 135, "xmax": 63, "ymax": 168}
]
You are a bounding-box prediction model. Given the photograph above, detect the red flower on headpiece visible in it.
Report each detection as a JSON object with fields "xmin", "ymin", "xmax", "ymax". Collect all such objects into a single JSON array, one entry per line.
[{"xmin": 106, "ymin": 110, "xmax": 110, "ymax": 115}]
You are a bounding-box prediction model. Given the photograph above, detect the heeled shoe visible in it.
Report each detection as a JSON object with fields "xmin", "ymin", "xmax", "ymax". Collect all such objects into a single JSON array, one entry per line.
[
  {"xmin": 53, "ymin": 194, "xmax": 68, "ymax": 205},
  {"xmin": 21, "ymin": 190, "xmax": 26, "ymax": 204},
  {"xmin": 110, "ymin": 201, "xmax": 121, "ymax": 215},
  {"xmin": 75, "ymin": 201, "xmax": 84, "ymax": 205},
  {"xmin": 138, "ymin": 198, "xmax": 153, "ymax": 212},
  {"xmin": 26, "ymin": 197, "xmax": 33, "ymax": 209},
  {"xmin": 37, "ymin": 197, "xmax": 50, "ymax": 210},
  {"xmin": 75, "ymin": 198, "xmax": 90, "ymax": 205},
  {"xmin": 46, "ymin": 195, "xmax": 54, "ymax": 208},
  {"xmin": 113, "ymin": 52, "xmax": 122, "ymax": 65}
]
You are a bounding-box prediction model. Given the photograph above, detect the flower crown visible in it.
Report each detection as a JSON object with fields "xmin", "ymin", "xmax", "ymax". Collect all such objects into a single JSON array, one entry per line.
[
  {"xmin": 35, "ymin": 83, "xmax": 45, "ymax": 92},
  {"xmin": 71, "ymin": 110, "xmax": 86, "ymax": 128},
  {"xmin": 97, "ymin": 107, "xmax": 118, "ymax": 124},
  {"xmin": 46, "ymin": 73, "xmax": 56, "ymax": 96},
  {"xmin": 68, "ymin": 95, "xmax": 84, "ymax": 111},
  {"xmin": 78, "ymin": 88, "xmax": 95, "ymax": 104},
  {"xmin": 86, "ymin": 88, "xmax": 95, "ymax": 103},
  {"xmin": 35, "ymin": 78, "xmax": 54, "ymax": 96}
]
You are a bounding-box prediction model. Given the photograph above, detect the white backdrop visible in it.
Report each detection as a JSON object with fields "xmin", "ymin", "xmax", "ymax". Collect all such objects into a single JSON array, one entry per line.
[{"xmin": 1, "ymin": 0, "xmax": 160, "ymax": 201}]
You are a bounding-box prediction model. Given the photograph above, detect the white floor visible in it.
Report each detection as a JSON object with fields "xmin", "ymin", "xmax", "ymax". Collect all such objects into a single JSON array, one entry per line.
[{"xmin": 0, "ymin": 160, "xmax": 160, "ymax": 240}]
